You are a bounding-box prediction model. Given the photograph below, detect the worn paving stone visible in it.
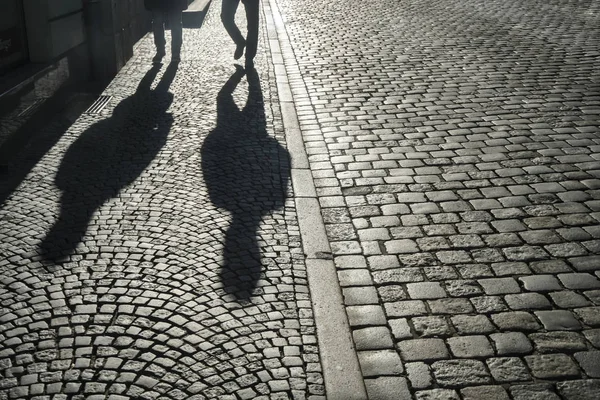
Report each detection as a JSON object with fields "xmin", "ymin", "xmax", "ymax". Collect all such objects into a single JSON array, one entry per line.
[
  {"xmin": 525, "ymin": 354, "xmax": 580, "ymax": 379},
  {"xmin": 491, "ymin": 311, "xmax": 541, "ymax": 332},
  {"xmin": 510, "ymin": 383, "xmax": 561, "ymax": 400},
  {"xmin": 519, "ymin": 275, "xmax": 563, "ymax": 292},
  {"xmin": 338, "ymin": 269, "xmax": 373, "ymax": 287},
  {"xmin": 431, "ymin": 359, "xmax": 491, "ymax": 387},
  {"xmin": 411, "ymin": 316, "xmax": 452, "ymax": 338},
  {"xmin": 461, "ymin": 385, "xmax": 510, "ymax": 400},
  {"xmin": 415, "ymin": 388, "xmax": 460, "ymax": 400},
  {"xmin": 352, "ymin": 327, "xmax": 394, "ymax": 350},
  {"xmin": 479, "ymin": 278, "xmax": 521, "ymax": 295},
  {"xmin": 584, "ymin": 329, "xmax": 600, "ymax": 348},
  {"xmin": 364, "ymin": 376, "xmax": 411, "ymax": 400},
  {"xmin": 530, "ymin": 332, "xmax": 588, "ymax": 354},
  {"xmin": 357, "ymin": 350, "xmax": 403, "ymax": 377},
  {"xmin": 428, "ymin": 298, "xmax": 474, "ymax": 314},
  {"xmin": 384, "ymin": 300, "xmax": 427, "ymax": 317},
  {"xmin": 406, "ymin": 282, "xmax": 447, "ymax": 299},
  {"xmin": 535, "ymin": 310, "xmax": 582, "ymax": 330},
  {"xmin": 574, "ymin": 351, "xmax": 600, "ymax": 378},
  {"xmin": 505, "ymin": 293, "xmax": 552, "ymax": 310},
  {"xmin": 575, "ymin": 307, "xmax": 600, "ymax": 326},
  {"xmin": 447, "ymin": 336, "xmax": 493, "ymax": 358},
  {"xmin": 406, "ymin": 362, "xmax": 433, "ymax": 390},
  {"xmin": 550, "ymin": 290, "xmax": 591, "ymax": 308},
  {"xmin": 490, "ymin": 332, "xmax": 533, "ymax": 355},
  {"xmin": 559, "ymin": 273, "xmax": 600, "ymax": 290},
  {"xmin": 450, "ymin": 315, "xmax": 495, "ymax": 335},
  {"xmin": 389, "ymin": 318, "xmax": 413, "ymax": 341},
  {"xmin": 377, "ymin": 285, "xmax": 407, "ymax": 302},
  {"xmin": 556, "ymin": 379, "xmax": 600, "ymax": 400},
  {"xmin": 397, "ymin": 339, "xmax": 449, "ymax": 362},
  {"xmin": 471, "ymin": 296, "xmax": 509, "ymax": 313},
  {"xmin": 342, "ymin": 286, "xmax": 379, "ymax": 305},
  {"xmin": 346, "ymin": 305, "xmax": 387, "ymax": 327},
  {"xmin": 486, "ymin": 357, "xmax": 531, "ymax": 382}
]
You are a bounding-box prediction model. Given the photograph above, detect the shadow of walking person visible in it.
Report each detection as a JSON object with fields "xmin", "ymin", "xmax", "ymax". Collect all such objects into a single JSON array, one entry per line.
[
  {"xmin": 202, "ymin": 66, "xmax": 291, "ymax": 302},
  {"xmin": 39, "ymin": 63, "xmax": 179, "ymax": 265}
]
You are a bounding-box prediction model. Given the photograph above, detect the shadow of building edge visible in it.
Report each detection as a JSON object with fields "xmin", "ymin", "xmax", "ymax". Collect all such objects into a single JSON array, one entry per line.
[
  {"xmin": 0, "ymin": 85, "xmax": 97, "ymax": 207},
  {"xmin": 202, "ymin": 66, "xmax": 291, "ymax": 302},
  {"xmin": 37, "ymin": 62, "xmax": 179, "ymax": 266}
]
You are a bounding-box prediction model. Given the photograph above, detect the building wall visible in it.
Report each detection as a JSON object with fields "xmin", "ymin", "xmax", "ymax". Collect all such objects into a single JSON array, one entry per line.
[
  {"xmin": 0, "ymin": 1, "xmax": 28, "ymax": 74},
  {"xmin": 23, "ymin": 0, "xmax": 86, "ymax": 63},
  {"xmin": 6, "ymin": 0, "xmax": 149, "ymax": 86},
  {"xmin": 85, "ymin": 0, "xmax": 151, "ymax": 83},
  {"xmin": 0, "ymin": 0, "xmax": 151, "ymax": 156}
]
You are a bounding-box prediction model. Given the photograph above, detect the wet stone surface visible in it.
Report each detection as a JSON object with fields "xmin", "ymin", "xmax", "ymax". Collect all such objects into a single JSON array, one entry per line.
[
  {"xmin": 275, "ymin": 0, "xmax": 600, "ymax": 397},
  {"xmin": 0, "ymin": 2, "xmax": 323, "ymax": 399}
]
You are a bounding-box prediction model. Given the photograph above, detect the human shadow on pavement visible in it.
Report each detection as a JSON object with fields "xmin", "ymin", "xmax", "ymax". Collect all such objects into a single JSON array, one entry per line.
[
  {"xmin": 39, "ymin": 63, "xmax": 178, "ymax": 264},
  {"xmin": 202, "ymin": 66, "xmax": 290, "ymax": 301}
]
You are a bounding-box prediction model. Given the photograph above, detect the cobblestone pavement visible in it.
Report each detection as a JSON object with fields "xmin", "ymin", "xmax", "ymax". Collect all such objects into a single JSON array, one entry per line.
[
  {"xmin": 0, "ymin": 2, "xmax": 325, "ymax": 399},
  {"xmin": 273, "ymin": 0, "xmax": 600, "ymax": 398}
]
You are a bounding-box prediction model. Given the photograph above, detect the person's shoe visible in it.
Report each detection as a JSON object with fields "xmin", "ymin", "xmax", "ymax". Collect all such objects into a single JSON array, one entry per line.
[
  {"xmin": 244, "ymin": 57, "xmax": 254, "ymax": 70},
  {"xmin": 234, "ymin": 41, "xmax": 246, "ymax": 60},
  {"xmin": 153, "ymin": 48, "xmax": 166, "ymax": 64}
]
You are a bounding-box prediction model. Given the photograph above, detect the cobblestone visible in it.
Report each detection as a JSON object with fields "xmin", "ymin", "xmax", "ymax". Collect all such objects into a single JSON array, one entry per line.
[
  {"xmin": 557, "ymin": 379, "xmax": 600, "ymax": 400},
  {"xmin": 406, "ymin": 362, "xmax": 433, "ymax": 390},
  {"xmin": 490, "ymin": 332, "xmax": 533, "ymax": 356},
  {"xmin": 510, "ymin": 384, "xmax": 561, "ymax": 400},
  {"xmin": 486, "ymin": 357, "xmax": 531, "ymax": 382},
  {"xmin": 352, "ymin": 327, "xmax": 394, "ymax": 350},
  {"xmin": 491, "ymin": 311, "xmax": 541, "ymax": 331},
  {"xmin": 431, "ymin": 359, "xmax": 491, "ymax": 387},
  {"xmin": 525, "ymin": 354, "xmax": 580, "ymax": 379},
  {"xmin": 574, "ymin": 351, "xmax": 600, "ymax": 378},
  {"xmin": 415, "ymin": 388, "xmax": 459, "ymax": 400},
  {"xmin": 530, "ymin": 332, "xmax": 587, "ymax": 354},
  {"xmin": 398, "ymin": 339, "xmax": 449, "ymax": 362},
  {"xmin": 364, "ymin": 376, "xmax": 411, "ymax": 400},
  {"xmin": 357, "ymin": 350, "xmax": 403, "ymax": 377},
  {"xmin": 447, "ymin": 336, "xmax": 493, "ymax": 358},
  {"xmin": 461, "ymin": 385, "xmax": 510, "ymax": 400},
  {"xmin": 535, "ymin": 310, "xmax": 582, "ymax": 330},
  {"xmin": 412, "ymin": 316, "xmax": 452, "ymax": 338}
]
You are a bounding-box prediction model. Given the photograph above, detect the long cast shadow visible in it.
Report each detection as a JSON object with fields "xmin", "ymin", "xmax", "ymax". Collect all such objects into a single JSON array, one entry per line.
[
  {"xmin": 202, "ymin": 66, "xmax": 291, "ymax": 301},
  {"xmin": 39, "ymin": 63, "xmax": 178, "ymax": 263}
]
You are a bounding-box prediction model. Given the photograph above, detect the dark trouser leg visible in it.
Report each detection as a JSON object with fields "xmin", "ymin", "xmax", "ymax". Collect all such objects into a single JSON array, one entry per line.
[
  {"xmin": 152, "ymin": 11, "xmax": 166, "ymax": 50},
  {"xmin": 168, "ymin": 10, "xmax": 183, "ymax": 57},
  {"xmin": 221, "ymin": 0, "xmax": 245, "ymax": 46},
  {"xmin": 243, "ymin": 0, "xmax": 260, "ymax": 61}
]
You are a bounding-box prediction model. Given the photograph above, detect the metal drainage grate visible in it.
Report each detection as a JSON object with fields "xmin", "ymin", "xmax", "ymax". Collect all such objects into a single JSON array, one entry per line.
[
  {"xmin": 84, "ymin": 95, "xmax": 112, "ymax": 114},
  {"xmin": 18, "ymin": 98, "xmax": 46, "ymax": 119}
]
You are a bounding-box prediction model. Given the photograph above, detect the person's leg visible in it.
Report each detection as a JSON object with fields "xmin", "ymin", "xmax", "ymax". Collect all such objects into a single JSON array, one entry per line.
[
  {"xmin": 221, "ymin": 0, "xmax": 246, "ymax": 59},
  {"xmin": 168, "ymin": 10, "xmax": 183, "ymax": 61},
  {"xmin": 243, "ymin": 0, "xmax": 260, "ymax": 66},
  {"xmin": 152, "ymin": 10, "xmax": 167, "ymax": 61}
]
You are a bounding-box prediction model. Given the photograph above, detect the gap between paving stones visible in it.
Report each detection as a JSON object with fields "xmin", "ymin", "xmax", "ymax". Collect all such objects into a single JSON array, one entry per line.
[{"xmin": 264, "ymin": 0, "xmax": 368, "ymax": 398}]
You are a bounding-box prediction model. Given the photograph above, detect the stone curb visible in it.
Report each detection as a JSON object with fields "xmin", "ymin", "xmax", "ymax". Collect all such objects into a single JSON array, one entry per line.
[{"xmin": 263, "ymin": 1, "xmax": 368, "ymax": 399}]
